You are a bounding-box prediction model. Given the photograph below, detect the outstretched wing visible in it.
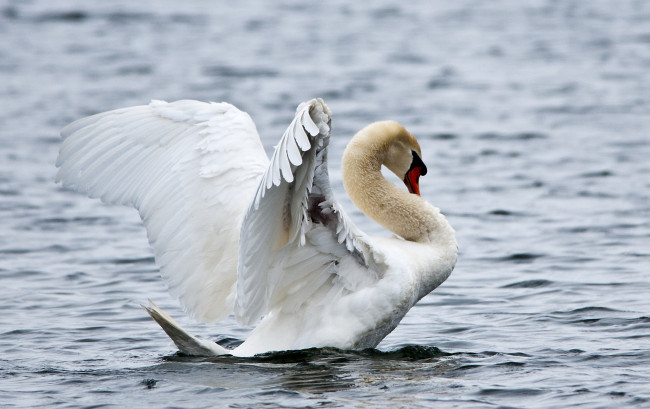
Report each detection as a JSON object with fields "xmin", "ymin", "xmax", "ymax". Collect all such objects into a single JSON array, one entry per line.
[
  {"xmin": 56, "ymin": 100, "xmax": 268, "ymax": 323},
  {"xmin": 236, "ymin": 99, "xmax": 385, "ymax": 326}
]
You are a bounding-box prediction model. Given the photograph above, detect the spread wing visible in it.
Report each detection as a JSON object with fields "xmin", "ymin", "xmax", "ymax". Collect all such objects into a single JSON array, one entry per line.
[
  {"xmin": 55, "ymin": 100, "xmax": 268, "ymax": 323},
  {"xmin": 235, "ymin": 99, "xmax": 385, "ymax": 326}
]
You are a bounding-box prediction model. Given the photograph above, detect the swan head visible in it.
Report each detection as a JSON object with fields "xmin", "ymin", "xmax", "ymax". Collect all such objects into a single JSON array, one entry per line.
[
  {"xmin": 380, "ymin": 122, "xmax": 428, "ymax": 195},
  {"xmin": 348, "ymin": 120, "xmax": 428, "ymax": 195}
]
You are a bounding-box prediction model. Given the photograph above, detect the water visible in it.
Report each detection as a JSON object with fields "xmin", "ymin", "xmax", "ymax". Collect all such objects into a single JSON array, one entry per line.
[{"xmin": 1, "ymin": 0, "xmax": 649, "ymax": 407}]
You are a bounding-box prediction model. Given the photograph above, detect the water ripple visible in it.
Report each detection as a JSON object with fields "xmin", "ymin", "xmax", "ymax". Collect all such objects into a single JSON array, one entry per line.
[{"xmin": 2, "ymin": 0, "xmax": 650, "ymax": 408}]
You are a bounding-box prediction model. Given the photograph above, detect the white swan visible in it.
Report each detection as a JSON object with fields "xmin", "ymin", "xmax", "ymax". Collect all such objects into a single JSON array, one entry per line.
[{"xmin": 56, "ymin": 98, "xmax": 457, "ymax": 357}]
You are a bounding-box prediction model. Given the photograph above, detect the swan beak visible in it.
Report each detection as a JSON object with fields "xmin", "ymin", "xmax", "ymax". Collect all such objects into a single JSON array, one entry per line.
[
  {"xmin": 404, "ymin": 167, "xmax": 422, "ymax": 195},
  {"xmin": 404, "ymin": 151, "xmax": 427, "ymax": 196}
]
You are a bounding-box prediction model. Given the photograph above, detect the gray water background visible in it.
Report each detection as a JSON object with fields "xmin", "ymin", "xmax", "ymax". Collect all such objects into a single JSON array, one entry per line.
[{"xmin": 1, "ymin": 0, "xmax": 649, "ymax": 407}]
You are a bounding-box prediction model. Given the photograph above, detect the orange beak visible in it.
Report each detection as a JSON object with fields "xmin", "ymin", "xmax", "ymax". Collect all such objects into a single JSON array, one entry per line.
[
  {"xmin": 403, "ymin": 151, "xmax": 427, "ymax": 196},
  {"xmin": 404, "ymin": 166, "xmax": 422, "ymax": 195}
]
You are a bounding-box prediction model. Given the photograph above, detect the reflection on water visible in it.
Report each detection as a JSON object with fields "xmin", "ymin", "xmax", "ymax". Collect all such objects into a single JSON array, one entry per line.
[{"xmin": 156, "ymin": 346, "xmax": 455, "ymax": 396}]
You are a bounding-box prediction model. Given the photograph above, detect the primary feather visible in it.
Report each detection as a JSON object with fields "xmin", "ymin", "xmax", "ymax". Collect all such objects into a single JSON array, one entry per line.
[{"xmin": 56, "ymin": 100, "xmax": 268, "ymax": 323}]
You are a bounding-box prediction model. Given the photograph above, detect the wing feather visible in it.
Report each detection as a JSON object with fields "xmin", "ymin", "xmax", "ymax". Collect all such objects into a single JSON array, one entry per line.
[
  {"xmin": 56, "ymin": 100, "xmax": 268, "ymax": 323},
  {"xmin": 236, "ymin": 99, "xmax": 385, "ymax": 326}
]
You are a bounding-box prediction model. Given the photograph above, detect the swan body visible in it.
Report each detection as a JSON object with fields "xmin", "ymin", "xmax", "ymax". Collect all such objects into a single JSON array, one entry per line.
[{"xmin": 56, "ymin": 98, "xmax": 457, "ymax": 357}]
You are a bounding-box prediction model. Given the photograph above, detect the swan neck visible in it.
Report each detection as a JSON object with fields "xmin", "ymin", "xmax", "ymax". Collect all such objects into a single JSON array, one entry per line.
[{"xmin": 342, "ymin": 124, "xmax": 454, "ymax": 245}]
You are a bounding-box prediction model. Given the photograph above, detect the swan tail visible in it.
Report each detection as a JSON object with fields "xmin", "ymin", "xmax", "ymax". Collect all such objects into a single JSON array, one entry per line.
[{"xmin": 142, "ymin": 300, "xmax": 231, "ymax": 356}]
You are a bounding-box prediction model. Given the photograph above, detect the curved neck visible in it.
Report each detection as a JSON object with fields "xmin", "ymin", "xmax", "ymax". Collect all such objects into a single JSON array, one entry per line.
[{"xmin": 341, "ymin": 124, "xmax": 455, "ymax": 246}]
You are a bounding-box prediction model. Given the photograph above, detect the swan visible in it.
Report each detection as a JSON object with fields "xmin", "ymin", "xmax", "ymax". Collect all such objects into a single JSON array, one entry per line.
[{"xmin": 55, "ymin": 98, "xmax": 457, "ymax": 357}]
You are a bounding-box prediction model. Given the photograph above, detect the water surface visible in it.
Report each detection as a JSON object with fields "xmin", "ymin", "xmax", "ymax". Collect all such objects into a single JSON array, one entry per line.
[{"xmin": 1, "ymin": 1, "xmax": 649, "ymax": 407}]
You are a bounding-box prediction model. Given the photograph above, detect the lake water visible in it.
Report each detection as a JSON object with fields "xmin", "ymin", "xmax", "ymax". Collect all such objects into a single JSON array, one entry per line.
[{"xmin": 1, "ymin": 0, "xmax": 649, "ymax": 407}]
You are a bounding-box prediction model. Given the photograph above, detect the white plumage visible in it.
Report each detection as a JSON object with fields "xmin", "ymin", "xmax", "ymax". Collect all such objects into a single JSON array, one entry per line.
[{"xmin": 56, "ymin": 98, "xmax": 457, "ymax": 357}]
